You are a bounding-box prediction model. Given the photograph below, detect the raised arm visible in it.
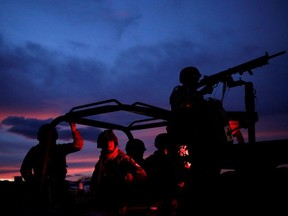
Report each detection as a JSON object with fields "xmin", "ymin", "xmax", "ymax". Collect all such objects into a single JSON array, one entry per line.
[{"xmin": 69, "ymin": 122, "xmax": 84, "ymax": 150}]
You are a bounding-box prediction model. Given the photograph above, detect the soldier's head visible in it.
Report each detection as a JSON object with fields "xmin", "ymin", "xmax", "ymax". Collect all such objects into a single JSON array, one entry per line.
[
  {"xmin": 154, "ymin": 133, "xmax": 170, "ymax": 154},
  {"xmin": 97, "ymin": 129, "xmax": 118, "ymax": 152},
  {"xmin": 37, "ymin": 124, "xmax": 58, "ymax": 143},
  {"xmin": 179, "ymin": 66, "xmax": 201, "ymax": 87},
  {"xmin": 125, "ymin": 139, "xmax": 146, "ymax": 155}
]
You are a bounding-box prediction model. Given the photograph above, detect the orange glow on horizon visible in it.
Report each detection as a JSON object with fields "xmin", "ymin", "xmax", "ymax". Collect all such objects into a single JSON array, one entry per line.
[
  {"xmin": 66, "ymin": 167, "xmax": 94, "ymax": 177},
  {"xmin": 0, "ymin": 172, "xmax": 21, "ymax": 182},
  {"xmin": 0, "ymin": 167, "xmax": 95, "ymax": 182},
  {"xmin": 256, "ymin": 129, "xmax": 288, "ymax": 141}
]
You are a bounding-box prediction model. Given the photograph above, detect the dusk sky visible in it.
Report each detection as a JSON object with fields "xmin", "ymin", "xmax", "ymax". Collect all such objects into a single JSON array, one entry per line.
[{"xmin": 0, "ymin": 0, "xmax": 287, "ymax": 181}]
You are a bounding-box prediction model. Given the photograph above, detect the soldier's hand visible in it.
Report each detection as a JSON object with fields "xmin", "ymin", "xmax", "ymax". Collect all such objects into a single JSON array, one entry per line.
[
  {"xmin": 69, "ymin": 122, "xmax": 76, "ymax": 132},
  {"xmin": 125, "ymin": 172, "xmax": 134, "ymax": 183}
]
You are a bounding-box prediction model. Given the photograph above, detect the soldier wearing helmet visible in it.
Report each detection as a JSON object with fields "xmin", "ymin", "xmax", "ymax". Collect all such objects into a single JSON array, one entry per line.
[
  {"xmin": 168, "ymin": 66, "xmax": 206, "ymax": 145},
  {"xmin": 97, "ymin": 129, "xmax": 118, "ymax": 150},
  {"xmin": 37, "ymin": 123, "xmax": 59, "ymax": 143},
  {"xmin": 170, "ymin": 66, "xmax": 205, "ymax": 112},
  {"xmin": 90, "ymin": 130, "xmax": 147, "ymax": 214},
  {"xmin": 125, "ymin": 138, "xmax": 146, "ymax": 167},
  {"xmin": 144, "ymin": 133, "xmax": 176, "ymax": 215},
  {"xmin": 20, "ymin": 122, "xmax": 84, "ymax": 212},
  {"xmin": 154, "ymin": 133, "xmax": 170, "ymax": 153},
  {"xmin": 168, "ymin": 66, "xmax": 233, "ymax": 215},
  {"xmin": 21, "ymin": 122, "xmax": 83, "ymax": 184},
  {"xmin": 125, "ymin": 138, "xmax": 147, "ymax": 205},
  {"xmin": 179, "ymin": 66, "xmax": 201, "ymax": 87}
]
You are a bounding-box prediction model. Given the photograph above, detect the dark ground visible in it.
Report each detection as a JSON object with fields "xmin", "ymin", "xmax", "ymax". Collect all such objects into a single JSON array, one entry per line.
[{"xmin": 1, "ymin": 167, "xmax": 288, "ymax": 216}]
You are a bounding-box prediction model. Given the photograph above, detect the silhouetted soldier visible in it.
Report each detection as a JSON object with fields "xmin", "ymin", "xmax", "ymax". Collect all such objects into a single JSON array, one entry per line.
[
  {"xmin": 20, "ymin": 122, "xmax": 84, "ymax": 214},
  {"xmin": 90, "ymin": 130, "xmax": 147, "ymax": 215},
  {"xmin": 168, "ymin": 66, "xmax": 233, "ymax": 215},
  {"xmin": 125, "ymin": 138, "xmax": 146, "ymax": 168},
  {"xmin": 125, "ymin": 138, "xmax": 147, "ymax": 206},
  {"xmin": 145, "ymin": 133, "xmax": 178, "ymax": 216}
]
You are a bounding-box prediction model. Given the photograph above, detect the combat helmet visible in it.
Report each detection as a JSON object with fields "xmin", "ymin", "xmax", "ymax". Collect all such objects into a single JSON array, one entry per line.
[
  {"xmin": 125, "ymin": 138, "xmax": 146, "ymax": 153},
  {"xmin": 37, "ymin": 124, "xmax": 58, "ymax": 142},
  {"xmin": 97, "ymin": 129, "xmax": 118, "ymax": 148},
  {"xmin": 154, "ymin": 133, "xmax": 170, "ymax": 150},
  {"xmin": 179, "ymin": 66, "xmax": 201, "ymax": 86}
]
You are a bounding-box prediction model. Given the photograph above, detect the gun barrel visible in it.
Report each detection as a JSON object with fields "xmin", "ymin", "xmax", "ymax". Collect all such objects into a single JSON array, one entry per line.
[
  {"xmin": 197, "ymin": 50, "xmax": 286, "ymax": 91},
  {"xmin": 269, "ymin": 50, "xmax": 286, "ymax": 59}
]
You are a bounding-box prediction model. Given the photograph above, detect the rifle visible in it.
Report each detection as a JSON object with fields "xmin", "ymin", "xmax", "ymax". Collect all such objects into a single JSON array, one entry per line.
[{"xmin": 197, "ymin": 50, "xmax": 286, "ymax": 93}]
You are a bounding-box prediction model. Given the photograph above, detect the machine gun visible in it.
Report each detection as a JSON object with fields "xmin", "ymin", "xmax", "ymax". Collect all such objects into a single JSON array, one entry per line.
[
  {"xmin": 197, "ymin": 50, "xmax": 286, "ymax": 93},
  {"xmin": 195, "ymin": 50, "xmax": 286, "ymax": 143}
]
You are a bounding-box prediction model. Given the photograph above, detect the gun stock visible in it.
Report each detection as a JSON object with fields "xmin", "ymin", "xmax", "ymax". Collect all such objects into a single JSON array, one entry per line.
[{"xmin": 198, "ymin": 50, "xmax": 286, "ymax": 91}]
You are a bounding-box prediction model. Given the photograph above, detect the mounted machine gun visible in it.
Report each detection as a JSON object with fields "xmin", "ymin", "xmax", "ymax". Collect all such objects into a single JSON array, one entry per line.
[
  {"xmin": 197, "ymin": 50, "xmax": 286, "ymax": 92},
  {"xmin": 196, "ymin": 51, "xmax": 286, "ymax": 143}
]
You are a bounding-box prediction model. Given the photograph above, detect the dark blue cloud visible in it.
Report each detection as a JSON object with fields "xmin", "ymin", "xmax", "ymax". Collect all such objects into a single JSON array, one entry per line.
[
  {"xmin": 1, "ymin": 116, "xmax": 53, "ymax": 139},
  {"xmin": 1, "ymin": 116, "xmax": 102, "ymax": 142},
  {"xmin": 0, "ymin": 36, "xmax": 108, "ymax": 113}
]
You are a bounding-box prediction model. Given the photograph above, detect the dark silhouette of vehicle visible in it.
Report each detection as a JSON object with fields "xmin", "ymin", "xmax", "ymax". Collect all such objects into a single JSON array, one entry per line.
[
  {"xmin": 50, "ymin": 97, "xmax": 288, "ymax": 171},
  {"xmin": 48, "ymin": 96, "xmax": 288, "ymax": 215}
]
